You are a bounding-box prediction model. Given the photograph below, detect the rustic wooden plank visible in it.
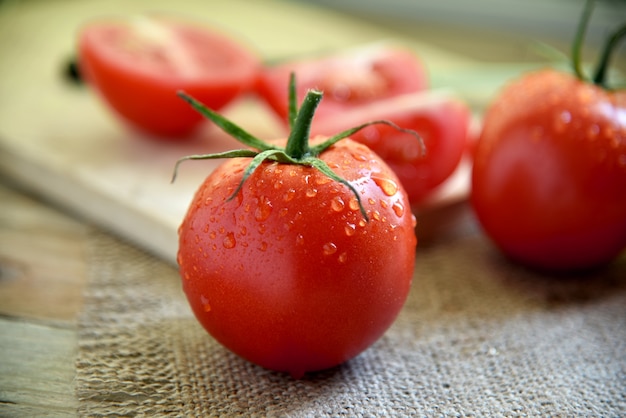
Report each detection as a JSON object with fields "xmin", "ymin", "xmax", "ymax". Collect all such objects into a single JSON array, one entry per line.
[{"xmin": 0, "ymin": 318, "xmax": 78, "ymax": 417}]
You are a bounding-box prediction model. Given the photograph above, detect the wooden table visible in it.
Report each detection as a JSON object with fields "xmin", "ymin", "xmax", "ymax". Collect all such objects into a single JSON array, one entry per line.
[{"xmin": 2, "ymin": 0, "xmax": 620, "ymax": 416}]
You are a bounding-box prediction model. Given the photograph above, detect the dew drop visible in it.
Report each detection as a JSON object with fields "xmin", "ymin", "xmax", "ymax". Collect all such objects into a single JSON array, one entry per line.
[
  {"xmin": 372, "ymin": 175, "xmax": 399, "ymax": 196},
  {"xmin": 392, "ymin": 202, "xmax": 405, "ymax": 217},
  {"xmin": 296, "ymin": 234, "xmax": 305, "ymax": 246},
  {"xmin": 345, "ymin": 223, "xmax": 356, "ymax": 236},
  {"xmin": 338, "ymin": 252, "xmax": 348, "ymax": 263},
  {"xmin": 351, "ymin": 151, "xmax": 368, "ymax": 161},
  {"xmin": 306, "ymin": 188, "xmax": 318, "ymax": 198},
  {"xmin": 279, "ymin": 207, "xmax": 289, "ymax": 217},
  {"xmin": 316, "ymin": 176, "xmax": 331, "ymax": 185},
  {"xmin": 372, "ymin": 210, "xmax": 381, "ymax": 221},
  {"xmin": 587, "ymin": 124, "xmax": 600, "ymax": 140},
  {"xmin": 222, "ymin": 232, "xmax": 236, "ymax": 249},
  {"xmin": 331, "ymin": 196, "xmax": 345, "ymax": 212},
  {"xmin": 348, "ymin": 197, "xmax": 360, "ymax": 211},
  {"xmin": 273, "ymin": 179, "xmax": 283, "ymax": 190},
  {"xmin": 283, "ymin": 188, "xmax": 296, "ymax": 202},
  {"xmin": 368, "ymin": 197, "xmax": 376, "ymax": 205},
  {"xmin": 358, "ymin": 219, "xmax": 367, "ymax": 228},
  {"xmin": 255, "ymin": 196, "xmax": 273, "ymax": 221},
  {"xmin": 323, "ymin": 242, "xmax": 337, "ymax": 255},
  {"xmin": 200, "ymin": 295, "xmax": 211, "ymax": 312}
]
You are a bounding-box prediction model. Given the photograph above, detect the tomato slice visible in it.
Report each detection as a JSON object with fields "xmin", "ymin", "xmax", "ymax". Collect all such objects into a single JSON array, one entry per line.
[
  {"xmin": 78, "ymin": 16, "xmax": 261, "ymax": 138},
  {"xmin": 256, "ymin": 44, "xmax": 428, "ymax": 123},
  {"xmin": 311, "ymin": 90, "xmax": 471, "ymax": 206}
]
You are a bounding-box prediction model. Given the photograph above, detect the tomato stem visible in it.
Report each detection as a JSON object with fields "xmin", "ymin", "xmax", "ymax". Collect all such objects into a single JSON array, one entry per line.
[
  {"xmin": 284, "ymin": 89, "xmax": 322, "ymax": 159},
  {"xmin": 592, "ymin": 23, "xmax": 626, "ymax": 88}
]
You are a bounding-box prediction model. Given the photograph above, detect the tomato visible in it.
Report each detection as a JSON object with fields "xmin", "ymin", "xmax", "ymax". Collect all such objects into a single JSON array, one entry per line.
[
  {"xmin": 311, "ymin": 91, "xmax": 471, "ymax": 206},
  {"xmin": 472, "ymin": 69, "xmax": 626, "ymax": 271},
  {"xmin": 471, "ymin": 2, "xmax": 626, "ymax": 272},
  {"xmin": 78, "ymin": 15, "xmax": 260, "ymax": 138},
  {"xmin": 175, "ymin": 80, "xmax": 417, "ymax": 378},
  {"xmin": 256, "ymin": 44, "xmax": 428, "ymax": 124}
]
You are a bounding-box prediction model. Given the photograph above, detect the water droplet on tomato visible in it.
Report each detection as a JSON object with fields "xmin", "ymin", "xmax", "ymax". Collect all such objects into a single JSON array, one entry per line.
[
  {"xmin": 200, "ymin": 294, "xmax": 211, "ymax": 312},
  {"xmin": 338, "ymin": 252, "xmax": 348, "ymax": 263},
  {"xmin": 283, "ymin": 188, "xmax": 296, "ymax": 202},
  {"xmin": 323, "ymin": 242, "xmax": 337, "ymax": 255},
  {"xmin": 296, "ymin": 234, "xmax": 305, "ymax": 246},
  {"xmin": 348, "ymin": 197, "xmax": 360, "ymax": 211},
  {"xmin": 372, "ymin": 175, "xmax": 398, "ymax": 196},
  {"xmin": 222, "ymin": 233, "xmax": 236, "ymax": 249},
  {"xmin": 259, "ymin": 241, "xmax": 268, "ymax": 252},
  {"xmin": 372, "ymin": 210, "xmax": 381, "ymax": 221},
  {"xmin": 331, "ymin": 196, "xmax": 345, "ymax": 212},
  {"xmin": 255, "ymin": 196, "xmax": 272, "ymax": 221},
  {"xmin": 306, "ymin": 188, "xmax": 318, "ymax": 198},
  {"xmin": 316, "ymin": 176, "xmax": 331, "ymax": 185},
  {"xmin": 586, "ymin": 124, "xmax": 600, "ymax": 140},
  {"xmin": 273, "ymin": 179, "xmax": 283, "ymax": 190},
  {"xmin": 351, "ymin": 151, "xmax": 368, "ymax": 161},
  {"xmin": 392, "ymin": 202, "xmax": 405, "ymax": 217}
]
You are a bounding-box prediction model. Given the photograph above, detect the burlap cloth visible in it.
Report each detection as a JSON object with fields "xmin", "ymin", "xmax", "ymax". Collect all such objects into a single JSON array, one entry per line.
[{"xmin": 76, "ymin": 225, "xmax": 626, "ymax": 417}]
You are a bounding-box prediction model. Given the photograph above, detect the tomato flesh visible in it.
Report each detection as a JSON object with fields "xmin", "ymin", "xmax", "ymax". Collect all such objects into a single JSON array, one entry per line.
[
  {"xmin": 256, "ymin": 44, "xmax": 428, "ymax": 123},
  {"xmin": 79, "ymin": 16, "xmax": 260, "ymax": 138},
  {"xmin": 177, "ymin": 139, "xmax": 416, "ymax": 377},
  {"xmin": 472, "ymin": 70, "xmax": 626, "ymax": 271}
]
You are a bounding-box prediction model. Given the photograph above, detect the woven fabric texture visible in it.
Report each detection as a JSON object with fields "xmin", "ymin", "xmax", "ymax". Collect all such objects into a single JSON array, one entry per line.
[{"xmin": 76, "ymin": 230, "xmax": 626, "ymax": 417}]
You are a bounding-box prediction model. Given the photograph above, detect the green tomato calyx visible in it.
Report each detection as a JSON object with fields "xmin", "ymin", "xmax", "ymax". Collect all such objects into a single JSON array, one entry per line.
[{"xmin": 172, "ymin": 73, "xmax": 424, "ymax": 220}]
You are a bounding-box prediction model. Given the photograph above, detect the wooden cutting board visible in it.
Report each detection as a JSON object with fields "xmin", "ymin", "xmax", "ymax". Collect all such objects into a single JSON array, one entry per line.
[{"xmin": 0, "ymin": 0, "xmax": 501, "ymax": 265}]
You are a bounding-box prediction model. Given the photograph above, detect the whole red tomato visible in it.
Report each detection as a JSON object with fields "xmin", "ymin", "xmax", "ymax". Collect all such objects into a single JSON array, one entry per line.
[
  {"xmin": 471, "ymin": 6, "xmax": 626, "ymax": 271},
  {"xmin": 78, "ymin": 15, "xmax": 260, "ymax": 138},
  {"xmin": 175, "ymin": 79, "xmax": 417, "ymax": 378},
  {"xmin": 312, "ymin": 91, "xmax": 471, "ymax": 206},
  {"xmin": 256, "ymin": 44, "xmax": 428, "ymax": 124}
]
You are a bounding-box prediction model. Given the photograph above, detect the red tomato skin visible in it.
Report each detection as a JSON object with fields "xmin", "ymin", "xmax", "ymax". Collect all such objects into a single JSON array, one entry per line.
[
  {"xmin": 256, "ymin": 45, "xmax": 428, "ymax": 123},
  {"xmin": 311, "ymin": 93, "xmax": 471, "ymax": 206},
  {"xmin": 177, "ymin": 139, "xmax": 416, "ymax": 377},
  {"xmin": 79, "ymin": 17, "xmax": 261, "ymax": 138},
  {"xmin": 472, "ymin": 70, "xmax": 626, "ymax": 271}
]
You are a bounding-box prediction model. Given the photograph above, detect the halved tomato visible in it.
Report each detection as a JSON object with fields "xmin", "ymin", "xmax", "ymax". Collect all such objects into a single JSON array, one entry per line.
[
  {"xmin": 256, "ymin": 44, "xmax": 429, "ymax": 124},
  {"xmin": 78, "ymin": 15, "xmax": 261, "ymax": 138},
  {"xmin": 311, "ymin": 90, "xmax": 471, "ymax": 206}
]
